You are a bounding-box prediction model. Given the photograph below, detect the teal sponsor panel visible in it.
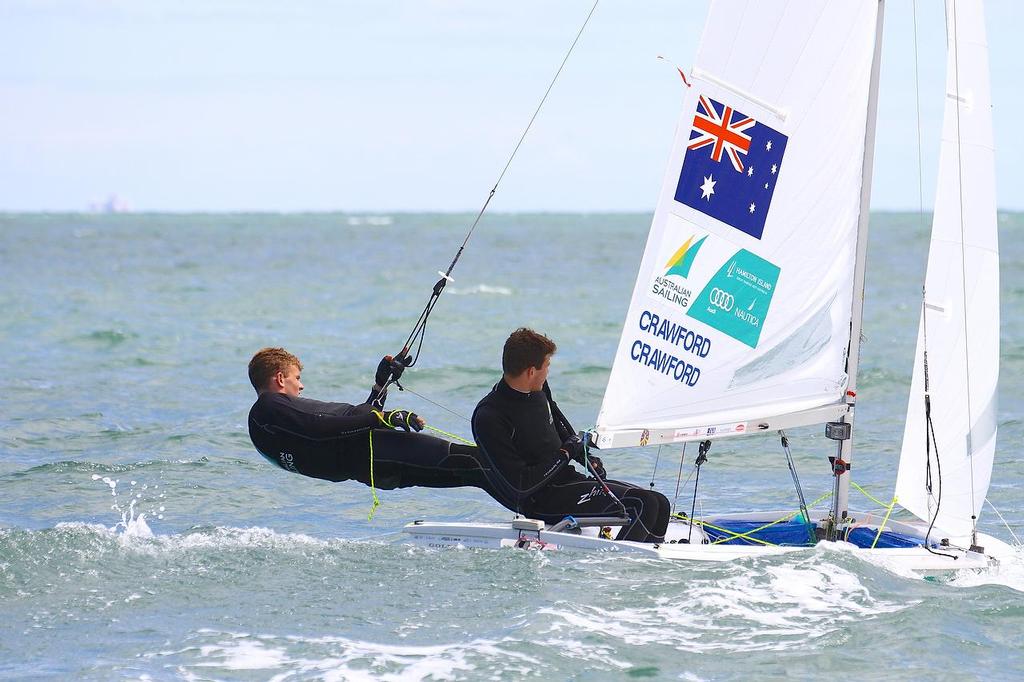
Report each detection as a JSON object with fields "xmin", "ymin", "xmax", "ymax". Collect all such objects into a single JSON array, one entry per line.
[{"xmin": 687, "ymin": 249, "xmax": 780, "ymax": 348}]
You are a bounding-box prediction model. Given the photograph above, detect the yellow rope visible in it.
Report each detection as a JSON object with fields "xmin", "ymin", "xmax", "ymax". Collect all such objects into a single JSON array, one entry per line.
[
  {"xmin": 364, "ymin": 411, "xmax": 474, "ymax": 520},
  {"xmin": 365, "ymin": 410, "xmax": 397, "ymax": 520},
  {"xmin": 870, "ymin": 494, "xmax": 899, "ymax": 549},
  {"xmin": 672, "ymin": 491, "xmax": 833, "ymax": 546},
  {"xmin": 366, "ymin": 429, "xmax": 381, "ymax": 521},
  {"xmin": 847, "ymin": 482, "xmax": 900, "ymax": 548},
  {"xmin": 424, "ymin": 424, "xmax": 476, "ymax": 446},
  {"xmin": 672, "ymin": 516, "xmax": 776, "ymax": 546},
  {"xmin": 851, "ymin": 481, "xmax": 891, "ymax": 509}
]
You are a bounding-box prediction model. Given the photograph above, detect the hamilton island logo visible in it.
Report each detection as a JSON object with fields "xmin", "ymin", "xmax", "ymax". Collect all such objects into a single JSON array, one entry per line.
[
  {"xmin": 651, "ymin": 234, "xmax": 706, "ymax": 310},
  {"xmin": 687, "ymin": 249, "xmax": 781, "ymax": 348}
]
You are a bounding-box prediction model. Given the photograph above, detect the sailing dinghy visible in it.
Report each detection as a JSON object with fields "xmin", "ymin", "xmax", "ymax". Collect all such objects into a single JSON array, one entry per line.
[{"xmin": 404, "ymin": 0, "xmax": 1016, "ymax": 575}]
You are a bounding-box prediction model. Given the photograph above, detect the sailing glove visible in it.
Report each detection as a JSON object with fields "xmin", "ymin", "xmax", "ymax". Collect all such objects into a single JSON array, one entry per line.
[
  {"xmin": 561, "ymin": 436, "xmax": 607, "ymax": 478},
  {"xmin": 374, "ymin": 355, "xmax": 405, "ymax": 388},
  {"xmin": 385, "ymin": 409, "xmax": 423, "ymax": 432},
  {"xmin": 560, "ymin": 435, "xmax": 585, "ymax": 463}
]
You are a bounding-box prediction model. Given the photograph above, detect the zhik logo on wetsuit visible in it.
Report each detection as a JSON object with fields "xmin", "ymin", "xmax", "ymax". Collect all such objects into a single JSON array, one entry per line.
[{"xmin": 577, "ymin": 486, "xmax": 606, "ymax": 505}]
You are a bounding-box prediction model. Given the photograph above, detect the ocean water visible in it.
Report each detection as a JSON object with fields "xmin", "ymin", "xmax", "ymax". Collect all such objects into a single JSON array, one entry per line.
[{"xmin": 1, "ymin": 212, "xmax": 1022, "ymax": 680}]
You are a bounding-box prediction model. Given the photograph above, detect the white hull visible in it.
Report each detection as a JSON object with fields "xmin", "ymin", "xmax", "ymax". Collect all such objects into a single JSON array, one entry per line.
[{"xmin": 403, "ymin": 511, "xmax": 1014, "ymax": 577}]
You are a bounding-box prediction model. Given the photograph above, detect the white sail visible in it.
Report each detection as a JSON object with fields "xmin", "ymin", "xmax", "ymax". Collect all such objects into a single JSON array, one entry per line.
[
  {"xmin": 595, "ymin": 1, "xmax": 881, "ymax": 448},
  {"xmin": 896, "ymin": 0, "xmax": 998, "ymax": 544}
]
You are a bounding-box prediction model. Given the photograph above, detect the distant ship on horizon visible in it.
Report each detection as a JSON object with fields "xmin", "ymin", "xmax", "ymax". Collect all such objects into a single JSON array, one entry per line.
[{"xmin": 89, "ymin": 194, "xmax": 131, "ymax": 213}]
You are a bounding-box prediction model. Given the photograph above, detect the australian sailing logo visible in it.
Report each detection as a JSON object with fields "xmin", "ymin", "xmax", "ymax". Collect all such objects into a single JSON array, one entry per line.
[
  {"xmin": 673, "ymin": 94, "xmax": 788, "ymax": 240},
  {"xmin": 651, "ymin": 233, "xmax": 706, "ymax": 310}
]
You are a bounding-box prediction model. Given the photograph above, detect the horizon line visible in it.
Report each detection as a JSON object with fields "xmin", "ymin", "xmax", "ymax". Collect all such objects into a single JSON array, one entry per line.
[{"xmin": 3, "ymin": 208, "xmax": 1022, "ymax": 216}]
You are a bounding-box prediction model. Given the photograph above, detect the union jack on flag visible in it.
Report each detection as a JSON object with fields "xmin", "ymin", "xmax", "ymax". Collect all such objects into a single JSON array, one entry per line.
[
  {"xmin": 675, "ymin": 94, "xmax": 788, "ymax": 240},
  {"xmin": 687, "ymin": 95, "xmax": 755, "ymax": 173}
]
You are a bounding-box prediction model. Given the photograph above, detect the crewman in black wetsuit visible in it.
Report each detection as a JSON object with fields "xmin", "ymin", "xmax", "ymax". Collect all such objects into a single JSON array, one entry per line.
[
  {"xmin": 247, "ymin": 347, "xmax": 488, "ymax": 491},
  {"xmin": 472, "ymin": 328, "xmax": 670, "ymax": 543}
]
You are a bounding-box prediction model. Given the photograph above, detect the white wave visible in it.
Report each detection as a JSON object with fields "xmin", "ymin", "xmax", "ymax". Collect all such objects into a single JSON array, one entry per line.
[
  {"xmin": 165, "ymin": 629, "xmax": 541, "ymax": 681},
  {"xmin": 536, "ymin": 553, "xmax": 910, "ymax": 653},
  {"xmin": 346, "ymin": 215, "xmax": 393, "ymax": 226},
  {"xmin": 88, "ymin": 474, "xmax": 157, "ymax": 538},
  {"xmin": 446, "ymin": 283, "xmax": 513, "ymax": 296},
  {"xmin": 51, "ymin": 521, "xmax": 340, "ymax": 556},
  {"xmin": 821, "ymin": 536, "xmax": 1024, "ymax": 591},
  {"xmin": 947, "ymin": 545, "xmax": 1024, "ymax": 593}
]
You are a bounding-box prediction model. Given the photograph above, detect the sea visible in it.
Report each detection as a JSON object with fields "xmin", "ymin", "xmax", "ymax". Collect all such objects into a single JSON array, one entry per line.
[{"xmin": 1, "ymin": 212, "xmax": 1022, "ymax": 680}]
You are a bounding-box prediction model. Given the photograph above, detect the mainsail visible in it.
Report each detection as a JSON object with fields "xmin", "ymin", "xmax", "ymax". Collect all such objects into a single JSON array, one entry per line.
[
  {"xmin": 595, "ymin": 2, "xmax": 881, "ymax": 448},
  {"xmin": 896, "ymin": 0, "xmax": 998, "ymax": 544}
]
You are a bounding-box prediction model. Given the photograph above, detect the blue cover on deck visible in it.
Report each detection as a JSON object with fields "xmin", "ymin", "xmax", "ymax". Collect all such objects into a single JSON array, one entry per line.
[
  {"xmin": 702, "ymin": 519, "xmax": 924, "ymax": 548},
  {"xmin": 845, "ymin": 527, "xmax": 923, "ymax": 549},
  {"xmin": 702, "ymin": 518, "xmax": 816, "ymax": 546}
]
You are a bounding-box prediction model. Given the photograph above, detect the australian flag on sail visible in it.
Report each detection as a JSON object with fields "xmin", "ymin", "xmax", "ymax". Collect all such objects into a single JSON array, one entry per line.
[{"xmin": 674, "ymin": 94, "xmax": 788, "ymax": 240}]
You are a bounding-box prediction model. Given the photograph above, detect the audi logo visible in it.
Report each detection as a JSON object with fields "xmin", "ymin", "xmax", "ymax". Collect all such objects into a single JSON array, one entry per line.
[{"xmin": 709, "ymin": 287, "xmax": 734, "ymax": 311}]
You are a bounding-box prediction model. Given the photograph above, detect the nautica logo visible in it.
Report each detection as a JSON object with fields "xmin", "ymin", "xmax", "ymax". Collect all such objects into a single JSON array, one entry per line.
[{"xmin": 664, "ymin": 235, "xmax": 707, "ymax": 279}]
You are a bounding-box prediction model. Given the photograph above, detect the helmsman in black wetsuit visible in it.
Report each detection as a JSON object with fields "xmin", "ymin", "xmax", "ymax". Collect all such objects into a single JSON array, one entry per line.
[
  {"xmin": 472, "ymin": 328, "xmax": 670, "ymax": 543},
  {"xmin": 247, "ymin": 347, "xmax": 487, "ymax": 491}
]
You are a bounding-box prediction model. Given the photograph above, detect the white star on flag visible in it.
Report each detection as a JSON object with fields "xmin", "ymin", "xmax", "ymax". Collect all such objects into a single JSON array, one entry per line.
[
  {"xmin": 749, "ymin": 203, "xmax": 756, "ymax": 213},
  {"xmin": 747, "ymin": 166, "xmax": 754, "ymax": 177},
  {"xmin": 766, "ymin": 140, "xmax": 772, "ymax": 151},
  {"xmin": 770, "ymin": 164, "xmax": 777, "ymax": 175},
  {"xmin": 700, "ymin": 175, "xmax": 716, "ymax": 200}
]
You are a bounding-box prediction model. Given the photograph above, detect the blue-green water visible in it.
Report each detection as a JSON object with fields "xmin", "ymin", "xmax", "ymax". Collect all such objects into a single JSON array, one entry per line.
[{"xmin": 1, "ymin": 212, "xmax": 1022, "ymax": 680}]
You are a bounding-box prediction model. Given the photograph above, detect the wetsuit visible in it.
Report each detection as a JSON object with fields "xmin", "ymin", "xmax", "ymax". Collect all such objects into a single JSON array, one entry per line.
[
  {"xmin": 248, "ymin": 390, "xmax": 489, "ymax": 490},
  {"xmin": 471, "ymin": 379, "xmax": 670, "ymax": 543}
]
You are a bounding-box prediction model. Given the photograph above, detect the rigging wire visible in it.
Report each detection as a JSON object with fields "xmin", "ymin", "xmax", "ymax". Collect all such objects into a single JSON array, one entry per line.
[
  {"xmin": 650, "ymin": 445, "xmax": 663, "ymax": 490},
  {"xmin": 400, "ymin": 385, "xmax": 471, "ymax": 423},
  {"xmin": 381, "ymin": 0, "xmax": 601, "ymax": 387},
  {"xmin": 913, "ymin": 0, "xmax": 943, "ymax": 556},
  {"xmin": 924, "ymin": 400, "xmax": 956, "ymax": 559},
  {"xmin": 912, "ymin": 0, "xmax": 926, "ymax": 230},
  {"xmin": 948, "ymin": 0, "xmax": 980, "ymax": 543},
  {"xmin": 670, "ymin": 442, "xmax": 689, "ymax": 517},
  {"xmin": 984, "ymin": 498, "xmax": 1022, "ymax": 547},
  {"xmin": 913, "ymin": 0, "xmax": 934, "ymax": 500},
  {"xmin": 686, "ymin": 441, "xmax": 711, "ymax": 544}
]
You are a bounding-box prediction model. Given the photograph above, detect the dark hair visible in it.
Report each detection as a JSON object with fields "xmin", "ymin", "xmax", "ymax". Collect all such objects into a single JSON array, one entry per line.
[
  {"xmin": 248, "ymin": 347, "xmax": 302, "ymax": 391},
  {"xmin": 502, "ymin": 328, "xmax": 556, "ymax": 376}
]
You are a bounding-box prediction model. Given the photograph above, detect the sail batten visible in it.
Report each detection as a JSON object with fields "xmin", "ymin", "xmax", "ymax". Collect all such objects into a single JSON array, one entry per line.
[{"xmin": 595, "ymin": 1, "xmax": 880, "ymax": 448}]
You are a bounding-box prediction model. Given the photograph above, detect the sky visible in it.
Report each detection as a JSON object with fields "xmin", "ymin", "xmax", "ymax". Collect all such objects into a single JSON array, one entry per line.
[{"xmin": 1, "ymin": 0, "xmax": 1020, "ymax": 213}]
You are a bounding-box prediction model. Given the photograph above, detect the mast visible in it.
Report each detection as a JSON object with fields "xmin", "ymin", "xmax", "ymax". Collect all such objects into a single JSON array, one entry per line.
[{"xmin": 835, "ymin": 0, "xmax": 886, "ymax": 526}]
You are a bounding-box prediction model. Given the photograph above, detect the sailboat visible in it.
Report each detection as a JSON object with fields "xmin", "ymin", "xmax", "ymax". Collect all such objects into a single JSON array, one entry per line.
[{"xmin": 404, "ymin": 0, "xmax": 1016, "ymax": 574}]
